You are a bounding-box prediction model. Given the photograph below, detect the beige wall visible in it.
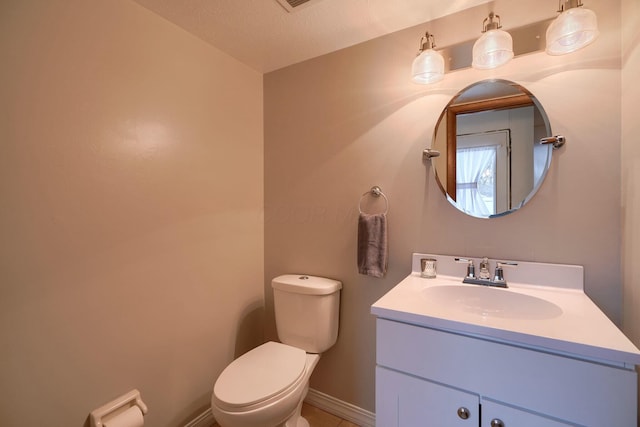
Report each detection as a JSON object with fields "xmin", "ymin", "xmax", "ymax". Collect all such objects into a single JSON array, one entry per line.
[
  {"xmin": 621, "ymin": 0, "xmax": 640, "ymax": 417},
  {"xmin": 265, "ymin": 0, "xmax": 623, "ymax": 412},
  {"xmin": 0, "ymin": 1, "xmax": 264, "ymax": 426},
  {"xmin": 1, "ymin": 0, "xmax": 636, "ymax": 423}
]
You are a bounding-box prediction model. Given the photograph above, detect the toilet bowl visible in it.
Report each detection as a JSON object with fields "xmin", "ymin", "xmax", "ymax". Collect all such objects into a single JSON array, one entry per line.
[
  {"xmin": 211, "ymin": 275, "xmax": 341, "ymax": 427},
  {"xmin": 211, "ymin": 342, "xmax": 320, "ymax": 427}
]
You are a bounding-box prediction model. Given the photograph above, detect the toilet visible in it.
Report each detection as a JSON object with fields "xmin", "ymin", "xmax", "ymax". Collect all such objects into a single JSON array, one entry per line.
[{"xmin": 211, "ymin": 274, "xmax": 342, "ymax": 427}]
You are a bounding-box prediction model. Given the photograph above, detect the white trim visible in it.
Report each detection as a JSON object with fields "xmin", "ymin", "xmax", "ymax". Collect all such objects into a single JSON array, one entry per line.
[
  {"xmin": 304, "ymin": 388, "xmax": 375, "ymax": 427},
  {"xmin": 183, "ymin": 408, "xmax": 215, "ymax": 427}
]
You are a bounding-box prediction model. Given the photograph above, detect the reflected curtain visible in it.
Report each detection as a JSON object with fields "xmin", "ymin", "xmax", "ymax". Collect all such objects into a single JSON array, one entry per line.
[{"xmin": 456, "ymin": 146, "xmax": 496, "ymax": 216}]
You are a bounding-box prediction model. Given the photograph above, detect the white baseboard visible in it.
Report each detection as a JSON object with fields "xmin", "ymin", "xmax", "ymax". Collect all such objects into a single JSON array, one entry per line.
[
  {"xmin": 185, "ymin": 388, "xmax": 376, "ymax": 427},
  {"xmin": 304, "ymin": 388, "xmax": 375, "ymax": 427},
  {"xmin": 183, "ymin": 408, "xmax": 215, "ymax": 427}
]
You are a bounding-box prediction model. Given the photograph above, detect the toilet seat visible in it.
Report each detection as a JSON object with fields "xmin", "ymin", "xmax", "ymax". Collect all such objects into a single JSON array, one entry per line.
[{"xmin": 213, "ymin": 342, "xmax": 307, "ymax": 411}]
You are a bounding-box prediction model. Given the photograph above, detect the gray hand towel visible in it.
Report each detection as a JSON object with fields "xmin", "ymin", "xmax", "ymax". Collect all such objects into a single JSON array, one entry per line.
[{"xmin": 357, "ymin": 213, "xmax": 388, "ymax": 278}]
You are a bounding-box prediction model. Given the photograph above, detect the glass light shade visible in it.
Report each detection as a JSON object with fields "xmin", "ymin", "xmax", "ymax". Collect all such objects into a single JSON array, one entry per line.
[
  {"xmin": 472, "ymin": 29, "xmax": 514, "ymax": 69},
  {"xmin": 411, "ymin": 49, "xmax": 445, "ymax": 84},
  {"xmin": 546, "ymin": 7, "xmax": 598, "ymax": 55}
]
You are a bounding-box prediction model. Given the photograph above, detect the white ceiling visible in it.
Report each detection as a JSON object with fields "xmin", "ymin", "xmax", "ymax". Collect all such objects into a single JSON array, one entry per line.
[{"xmin": 133, "ymin": 0, "xmax": 493, "ymax": 73}]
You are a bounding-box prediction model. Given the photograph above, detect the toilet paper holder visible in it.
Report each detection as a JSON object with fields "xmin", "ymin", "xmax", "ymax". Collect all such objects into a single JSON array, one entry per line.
[{"xmin": 90, "ymin": 389, "xmax": 148, "ymax": 427}]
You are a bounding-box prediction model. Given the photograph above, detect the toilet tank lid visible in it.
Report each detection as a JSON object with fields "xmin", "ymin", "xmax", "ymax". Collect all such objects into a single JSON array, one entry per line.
[{"xmin": 272, "ymin": 275, "xmax": 342, "ymax": 295}]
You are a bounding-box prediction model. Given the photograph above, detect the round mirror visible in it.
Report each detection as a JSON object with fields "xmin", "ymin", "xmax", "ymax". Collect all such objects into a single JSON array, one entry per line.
[{"xmin": 432, "ymin": 79, "xmax": 553, "ymax": 218}]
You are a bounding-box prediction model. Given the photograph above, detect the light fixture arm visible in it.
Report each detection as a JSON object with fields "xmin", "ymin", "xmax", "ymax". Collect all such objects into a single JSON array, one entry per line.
[
  {"xmin": 417, "ymin": 32, "xmax": 436, "ymax": 53},
  {"xmin": 558, "ymin": 0, "xmax": 584, "ymax": 12},
  {"xmin": 482, "ymin": 12, "xmax": 502, "ymax": 32}
]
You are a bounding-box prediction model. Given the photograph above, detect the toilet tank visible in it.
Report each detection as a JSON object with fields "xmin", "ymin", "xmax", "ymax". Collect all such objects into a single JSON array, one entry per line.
[{"xmin": 272, "ymin": 275, "xmax": 342, "ymax": 354}]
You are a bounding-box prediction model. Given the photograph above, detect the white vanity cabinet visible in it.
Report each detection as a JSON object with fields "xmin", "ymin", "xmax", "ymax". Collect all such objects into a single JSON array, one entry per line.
[
  {"xmin": 372, "ymin": 255, "xmax": 640, "ymax": 427},
  {"xmin": 375, "ymin": 318, "xmax": 637, "ymax": 426}
]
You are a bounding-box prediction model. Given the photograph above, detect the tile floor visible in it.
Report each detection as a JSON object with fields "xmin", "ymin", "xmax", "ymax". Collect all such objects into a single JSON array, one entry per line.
[
  {"xmin": 212, "ymin": 403, "xmax": 361, "ymax": 427},
  {"xmin": 300, "ymin": 403, "xmax": 361, "ymax": 427}
]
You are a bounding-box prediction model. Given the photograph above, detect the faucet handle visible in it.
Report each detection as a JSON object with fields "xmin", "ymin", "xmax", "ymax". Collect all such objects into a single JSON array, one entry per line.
[
  {"xmin": 455, "ymin": 257, "xmax": 476, "ymax": 279},
  {"xmin": 493, "ymin": 261, "xmax": 518, "ymax": 284}
]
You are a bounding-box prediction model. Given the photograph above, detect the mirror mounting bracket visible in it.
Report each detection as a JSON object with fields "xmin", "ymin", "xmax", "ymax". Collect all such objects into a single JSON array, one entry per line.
[
  {"xmin": 423, "ymin": 148, "xmax": 441, "ymax": 159},
  {"xmin": 540, "ymin": 135, "xmax": 566, "ymax": 149}
]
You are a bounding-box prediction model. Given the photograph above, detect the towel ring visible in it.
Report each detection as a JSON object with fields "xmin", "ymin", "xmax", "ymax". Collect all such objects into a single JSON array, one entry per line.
[{"xmin": 359, "ymin": 186, "xmax": 389, "ymax": 215}]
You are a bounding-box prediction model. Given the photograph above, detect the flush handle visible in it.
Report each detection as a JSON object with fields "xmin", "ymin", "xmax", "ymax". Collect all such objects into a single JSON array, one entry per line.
[{"xmin": 457, "ymin": 407, "xmax": 470, "ymax": 420}]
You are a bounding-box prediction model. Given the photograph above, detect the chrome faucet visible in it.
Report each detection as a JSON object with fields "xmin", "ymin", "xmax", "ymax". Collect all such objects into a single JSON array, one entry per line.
[{"xmin": 455, "ymin": 257, "xmax": 518, "ymax": 288}]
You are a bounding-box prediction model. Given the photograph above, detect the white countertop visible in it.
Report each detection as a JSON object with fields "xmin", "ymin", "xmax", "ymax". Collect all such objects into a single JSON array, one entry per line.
[{"xmin": 371, "ymin": 254, "xmax": 640, "ymax": 367}]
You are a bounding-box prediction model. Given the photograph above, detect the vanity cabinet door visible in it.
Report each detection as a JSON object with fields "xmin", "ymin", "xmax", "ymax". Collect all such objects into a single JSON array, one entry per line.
[
  {"xmin": 481, "ymin": 400, "xmax": 576, "ymax": 427},
  {"xmin": 376, "ymin": 366, "xmax": 479, "ymax": 427}
]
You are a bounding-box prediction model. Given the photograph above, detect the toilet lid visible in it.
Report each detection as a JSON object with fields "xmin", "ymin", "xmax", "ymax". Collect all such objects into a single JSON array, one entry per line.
[{"xmin": 214, "ymin": 341, "xmax": 306, "ymax": 408}]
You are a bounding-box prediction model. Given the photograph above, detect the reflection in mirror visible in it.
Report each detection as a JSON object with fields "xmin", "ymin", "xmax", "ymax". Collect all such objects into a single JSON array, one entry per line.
[{"xmin": 432, "ymin": 79, "xmax": 553, "ymax": 218}]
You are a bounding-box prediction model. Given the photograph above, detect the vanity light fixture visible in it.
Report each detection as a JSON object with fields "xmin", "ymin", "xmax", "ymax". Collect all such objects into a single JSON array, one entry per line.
[
  {"xmin": 410, "ymin": 3, "xmax": 599, "ymax": 84},
  {"xmin": 411, "ymin": 32, "xmax": 445, "ymax": 84},
  {"xmin": 546, "ymin": 0, "xmax": 599, "ymax": 55},
  {"xmin": 471, "ymin": 12, "xmax": 514, "ymax": 70}
]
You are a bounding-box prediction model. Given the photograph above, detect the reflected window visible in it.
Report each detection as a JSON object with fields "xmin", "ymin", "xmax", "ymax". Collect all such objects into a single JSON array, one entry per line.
[
  {"xmin": 456, "ymin": 129, "xmax": 510, "ymax": 217},
  {"xmin": 456, "ymin": 146, "xmax": 496, "ymax": 216}
]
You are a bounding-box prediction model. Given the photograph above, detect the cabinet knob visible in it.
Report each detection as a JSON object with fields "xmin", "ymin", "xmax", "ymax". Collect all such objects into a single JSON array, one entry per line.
[
  {"xmin": 457, "ymin": 407, "xmax": 470, "ymax": 420},
  {"xmin": 490, "ymin": 419, "xmax": 505, "ymax": 427}
]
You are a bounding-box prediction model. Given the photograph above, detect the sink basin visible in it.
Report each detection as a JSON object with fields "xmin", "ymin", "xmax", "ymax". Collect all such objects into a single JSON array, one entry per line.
[{"xmin": 422, "ymin": 285, "xmax": 563, "ymax": 319}]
